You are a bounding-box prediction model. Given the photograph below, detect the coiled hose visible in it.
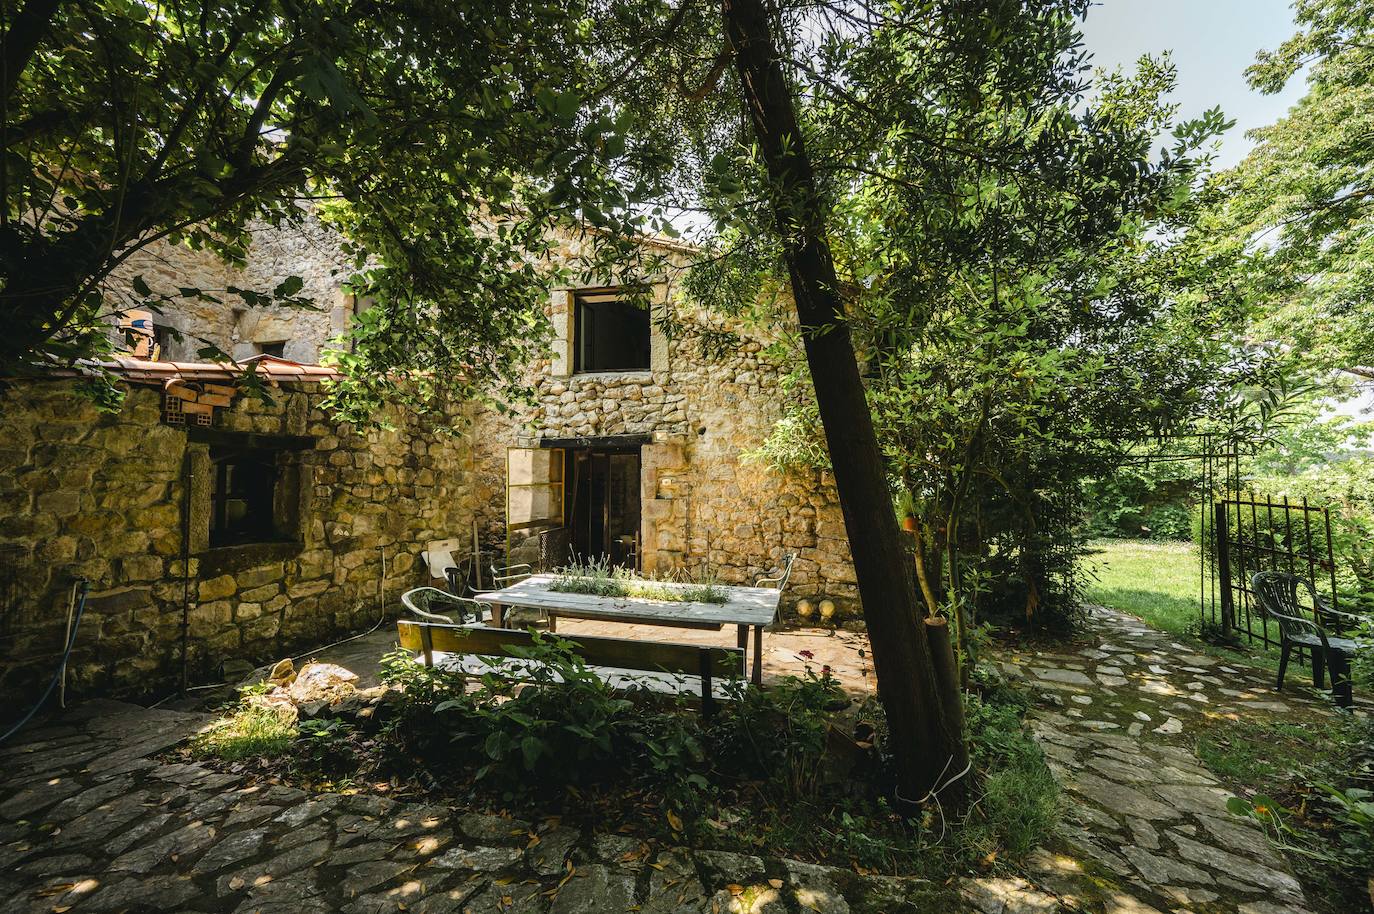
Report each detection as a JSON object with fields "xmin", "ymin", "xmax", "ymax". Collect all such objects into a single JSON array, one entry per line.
[{"xmin": 0, "ymin": 579, "xmax": 90, "ymax": 745}]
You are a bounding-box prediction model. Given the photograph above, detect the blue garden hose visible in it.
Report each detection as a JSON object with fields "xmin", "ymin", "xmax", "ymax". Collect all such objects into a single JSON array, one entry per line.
[{"xmin": 0, "ymin": 579, "xmax": 90, "ymax": 745}]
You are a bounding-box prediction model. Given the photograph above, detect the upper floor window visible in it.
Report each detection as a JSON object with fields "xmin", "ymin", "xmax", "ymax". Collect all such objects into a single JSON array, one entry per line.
[{"xmin": 574, "ymin": 288, "xmax": 650, "ymax": 373}]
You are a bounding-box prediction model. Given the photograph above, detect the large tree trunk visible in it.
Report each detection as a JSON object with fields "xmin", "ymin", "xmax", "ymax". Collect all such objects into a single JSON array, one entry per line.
[{"xmin": 720, "ymin": 0, "xmax": 968, "ymax": 804}]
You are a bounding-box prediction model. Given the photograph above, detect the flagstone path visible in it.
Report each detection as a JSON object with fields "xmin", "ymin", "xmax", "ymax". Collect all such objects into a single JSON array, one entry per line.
[
  {"xmin": 0, "ymin": 605, "xmax": 1349, "ymax": 913},
  {"xmin": 991, "ymin": 604, "xmax": 1342, "ymax": 914}
]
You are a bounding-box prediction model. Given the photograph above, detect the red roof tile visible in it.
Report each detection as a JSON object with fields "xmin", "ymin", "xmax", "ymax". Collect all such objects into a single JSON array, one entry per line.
[{"xmin": 26, "ymin": 355, "xmax": 342, "ymax": 386}]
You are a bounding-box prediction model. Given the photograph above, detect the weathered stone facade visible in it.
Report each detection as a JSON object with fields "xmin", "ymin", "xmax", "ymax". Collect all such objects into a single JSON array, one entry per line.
[
  {"xmin": 0, "ymin": 376, "xmax": 478, "ymax": 706},
  {"xmin": 81, "ymin": 220, "xmax": 860, "ymax": 670},
  {"xmin": 104, "ymin": 211, "xmax": 353, "ymax": 364},
  {"xmin": 469, "ymin": 242, "xmax": 859, "ymax": 616},
  {"xmin": 471, "ymin": 337, "xmax": 857, "ymax": 616}
]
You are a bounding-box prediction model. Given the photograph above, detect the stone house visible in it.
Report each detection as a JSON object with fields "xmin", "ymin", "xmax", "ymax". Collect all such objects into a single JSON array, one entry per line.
[{"xmin": 0, "ymin": 219, "xmax": 859, "ymax": 707}]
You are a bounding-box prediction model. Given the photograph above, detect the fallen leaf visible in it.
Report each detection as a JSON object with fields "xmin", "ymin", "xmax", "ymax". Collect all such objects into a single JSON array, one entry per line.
[
  {"xmin": 727, "ymin": 884, "xmax": 744, "ymax": 896},
  {"xmin": 665, "ymin": 809, "xmax": 683, "ymax": 832},
  {"xmin": 768, "ymin": 878, "xmax": 783, "ymax": 889},
  {"xmin": 228, "ymin": 876, "xmax": 245, "ymax": 890}
]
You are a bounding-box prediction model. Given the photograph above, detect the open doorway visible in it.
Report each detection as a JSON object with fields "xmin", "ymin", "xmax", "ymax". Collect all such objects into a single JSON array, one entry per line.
[{"xmin": 567, "ymin": 446, "xmax": 641, "ymax": 569}]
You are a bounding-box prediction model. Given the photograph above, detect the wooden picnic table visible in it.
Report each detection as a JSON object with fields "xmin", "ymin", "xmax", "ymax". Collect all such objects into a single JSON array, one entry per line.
[{"xmin": 473, "ymin": 574, "xmax": 781, "ymax": 685}]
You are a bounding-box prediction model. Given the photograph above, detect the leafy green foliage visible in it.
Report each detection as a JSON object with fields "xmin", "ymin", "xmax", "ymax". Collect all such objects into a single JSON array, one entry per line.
[
  {"xmin": 1, "ymin": 0, "xmax": 674, "ymax": 415},
  {"xmin": 189, "ymin": 700, "xmax": 296, "ymax": 761},
  {"xmin": 678, "ymin": 2, "xmax": 1257, "ymax": 646},
  {"xmin": 1214, "ymin": 712, "xmax": 1374, "ymax": 912},
  {"xmin": 1204, "ymin": 0, "xmax": 1374, "ymax": 378}
]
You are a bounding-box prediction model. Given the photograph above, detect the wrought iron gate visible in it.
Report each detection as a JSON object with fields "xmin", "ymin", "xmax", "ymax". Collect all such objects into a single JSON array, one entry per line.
[{"xmin": 1209, "ymin": 494, "xmax": 1340, "ymax": 648}]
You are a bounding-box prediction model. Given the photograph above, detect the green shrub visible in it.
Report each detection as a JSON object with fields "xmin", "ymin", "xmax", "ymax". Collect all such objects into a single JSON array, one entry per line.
[
  {"xmin": 709, "ymin": 668, "xmax": 842, "ymax": 798},
  {"xmin": 381, "ymin": 632, "xmax": 714, "ymax": 800}
]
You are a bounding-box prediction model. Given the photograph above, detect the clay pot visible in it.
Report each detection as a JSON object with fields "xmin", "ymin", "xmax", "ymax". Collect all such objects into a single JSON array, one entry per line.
[
  {"xmin": 819, "ymin": 599, "xmax": 837, "ymax": 621},
  {"xmin": 901, "ymin": 516, "xmax": 918, "ymax": 532},
  {"xmin": 796, "ymin": 598, "xmax": 815, "ymax": 620}
]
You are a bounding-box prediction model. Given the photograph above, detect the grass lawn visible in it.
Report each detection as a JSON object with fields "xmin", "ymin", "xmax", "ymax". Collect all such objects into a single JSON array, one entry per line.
[
  {"xmin": 1083, "ymin": 538, "xmax": 1282, "ymax": 671},
  {"xmin": 1084, "ymin": 538, "xmax": 1203, "ymax": 638}
]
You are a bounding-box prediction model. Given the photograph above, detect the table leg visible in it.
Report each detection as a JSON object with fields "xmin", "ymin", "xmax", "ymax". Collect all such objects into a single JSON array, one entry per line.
[
  {"xmin": 752, "ymin": 624, "xmax": 763, "ymax": 686},
  {"xmin": 737, "ymin": 624, "xmax": 749, "ymax": 680},
  {"xmin": 491, "ymin": 602, "xmax": 505, "ymax": 628},
  {"xmin": 548, "ymin": 613, "xmax": 557, "ymax": 633}
]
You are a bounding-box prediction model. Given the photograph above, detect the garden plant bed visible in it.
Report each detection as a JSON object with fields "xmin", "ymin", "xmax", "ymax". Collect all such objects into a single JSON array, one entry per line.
[{"xmin": 166, "ymin": 642, "xmax": 1057, "ymax": 887}]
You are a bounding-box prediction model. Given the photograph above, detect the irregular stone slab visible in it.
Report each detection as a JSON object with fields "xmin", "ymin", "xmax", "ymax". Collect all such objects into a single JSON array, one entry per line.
[
  {"xmin": 961, "ymin": 875, "xmax": 1059, "ymax": 914},
  {"xmin": 550, "ymin": 863, "xmax": 637, "ymax": 914},
  {"xmin": 1166, "ymin": 832, "xmax": 1305, "ymax": 901},
  {"xmin": 783, "ymin": 859, "xmax": 851, "ymax": 914},
  {"xmin": 642, "ymin": 849, "xmax": 709, "ymax": 914},
  {"xmin": 1029, "ymin": 667, "xmax": 1094, "ymax": 686},
  {"xmin": 1152, "ymin": 718, "xmax": 1182, "ymax": 735},
  {"xmin": 695, "ymin": 849, "xmax": 765, "ymax": 886},
  {"xmin": 429, "ymin": 844, "xmax": 523, "ymax": 872},
  {"xmin": 527, "ymin": 825, "xmax": 580, "ymax": 876},
  {"xmin": 592, "ymin": 833, "xmax": 644, "ymax": 863},
  {"xmin": 458, "ymin": 812, "xmax": 531, "ymax": 845},
  {"xmin": 1120, "ymin": 844, "xmax": 1213, "ymax": 886},
  {"xmin": 192, "ymin": 826, "xmax": 268, "ymax": 873},
  {"xmin": 76, "ymin": 874, "xmax": 202, "ymax": 913}
]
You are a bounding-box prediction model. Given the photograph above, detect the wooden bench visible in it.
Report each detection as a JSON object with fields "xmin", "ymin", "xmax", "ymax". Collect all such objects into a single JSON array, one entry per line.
[{"xmin": 396, "ymin": 620, "xmax": 745, "ymax": 716}]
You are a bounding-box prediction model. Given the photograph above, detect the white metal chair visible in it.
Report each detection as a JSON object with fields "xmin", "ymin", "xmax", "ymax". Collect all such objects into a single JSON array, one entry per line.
[
  {"xmin": 489, "ymin": 562, "xmax": 533, "ymax": 587},
  {"xmin": 488, "ymin": 562, "xmax": 547, "ymax": 628},
  {"xmin": 401, "ymin": 587, "xmax": 492, "ymax": 626},
  {"xmin": 756, "ymin": 553, "xmax": 797, "ymax": 592}
]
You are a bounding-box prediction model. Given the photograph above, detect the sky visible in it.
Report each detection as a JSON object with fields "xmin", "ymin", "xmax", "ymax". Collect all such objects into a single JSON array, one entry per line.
[{"xmin": 1078, "ymin": 0, "xmax": 1307, "ymax": 170}]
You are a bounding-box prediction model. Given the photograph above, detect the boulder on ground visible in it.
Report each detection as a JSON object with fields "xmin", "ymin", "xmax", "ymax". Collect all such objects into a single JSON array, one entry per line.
[{"xmin": 287, "ymin": 661, "xmax": 360, "ymax": 705}]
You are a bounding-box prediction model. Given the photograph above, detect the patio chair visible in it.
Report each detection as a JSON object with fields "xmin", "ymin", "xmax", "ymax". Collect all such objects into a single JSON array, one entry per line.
[
  {"xmin": 756, "ymin": 552, "xmax": 797, "ymax": 592},
  {"xmin": 488, "ymin": 562, "xmax": 548, "ymax": 628},
  {"xmin": 1251, "ymin": 571, "xmax": 1358, "ymax": 708},
  {"xmin": 420, "ymin": 544, "xmax": 468, "ymax": 596},
  {"xmin": 401, "ymin": 587, "xmax": 492, "ymax": 626},
  {"xmin": 490, "ymin": 562, "xmax": 533, "ymax": 587}
]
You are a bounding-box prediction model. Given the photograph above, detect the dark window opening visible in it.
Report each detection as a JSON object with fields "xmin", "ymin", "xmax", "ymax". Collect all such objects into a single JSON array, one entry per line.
[
  {"xmin": 255, "ymin": 341, "xmax": 287, "ymax": 358},
  {"xmin": 573, "ymin": 289, "xmax": 650, "ymax": 373},
  {"xmin": 209, "ymin": 447, "xmax": 282, "ymax": 547},
  {"xmin": 566, "ymin": 446, "xmax": 640, "ymax": 569}
]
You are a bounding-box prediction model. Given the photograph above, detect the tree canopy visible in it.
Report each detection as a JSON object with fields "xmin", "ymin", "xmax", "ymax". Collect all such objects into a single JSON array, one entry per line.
[
  {"xmin": 1205, "ymin": 0, "xmax": 1374, "ymax": 379},
  {"xmin": 0, "ymin": 0, "xmax": 671, "ymax": 414}
]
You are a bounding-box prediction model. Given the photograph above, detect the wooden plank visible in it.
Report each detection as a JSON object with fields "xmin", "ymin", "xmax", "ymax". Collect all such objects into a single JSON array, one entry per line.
[{"xmin": 396, "ymin": 621, "xmax": 743, "ymax": 679}]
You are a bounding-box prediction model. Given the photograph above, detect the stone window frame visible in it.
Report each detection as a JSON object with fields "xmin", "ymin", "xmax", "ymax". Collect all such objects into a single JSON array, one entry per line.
[
  {"xmin": 186, "ymin": 430, "xmax": 314, "ymax": 558},
  {"xmin": 549, "ymin": 283, "xmax": 670, "ymax": 379}
]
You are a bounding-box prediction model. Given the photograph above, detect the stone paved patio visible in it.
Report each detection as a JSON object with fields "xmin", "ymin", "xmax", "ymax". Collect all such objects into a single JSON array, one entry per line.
[{"xmin": 0, "ymin": 605, "xmax": 1350, "ymax": 913}]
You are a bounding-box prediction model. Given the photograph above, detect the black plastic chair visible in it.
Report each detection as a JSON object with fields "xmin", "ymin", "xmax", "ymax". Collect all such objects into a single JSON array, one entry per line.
[{"xmin": 1251, "ymin": 571, "xmax": 1358, "ymax": 708}]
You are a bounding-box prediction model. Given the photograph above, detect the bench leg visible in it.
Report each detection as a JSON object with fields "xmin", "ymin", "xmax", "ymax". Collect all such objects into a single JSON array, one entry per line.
[
  {"xmin": 1312, "ymin": 648, "xmax": 1326, "ymax": 690},
  {"xmin": 1277, "ymin": 642, "xmax": 1290, "ymax": 691},
  {"xmin": 700, "ymin": 652, "xmax": 715, "ymax": 720},
  {"xmin": 736, "ymin": 624, "xmax": 748, "ymax": 679},
  {"xmin": 548, "ymin": 613, "xmax": 557, "ymax": 633}
]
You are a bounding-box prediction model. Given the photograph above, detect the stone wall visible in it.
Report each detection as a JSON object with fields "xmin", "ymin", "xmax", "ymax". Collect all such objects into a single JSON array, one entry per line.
[
  {"xmin": 0, "ymin": 377, "xmax": 479, "ymax": 707},
  {"xmin": 103, "ymin": 210, "xmax": 353, "ymax": 364},
  {"xmin": 106, "ymin": 224, "xmax": 862, "ymax": 620}
]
